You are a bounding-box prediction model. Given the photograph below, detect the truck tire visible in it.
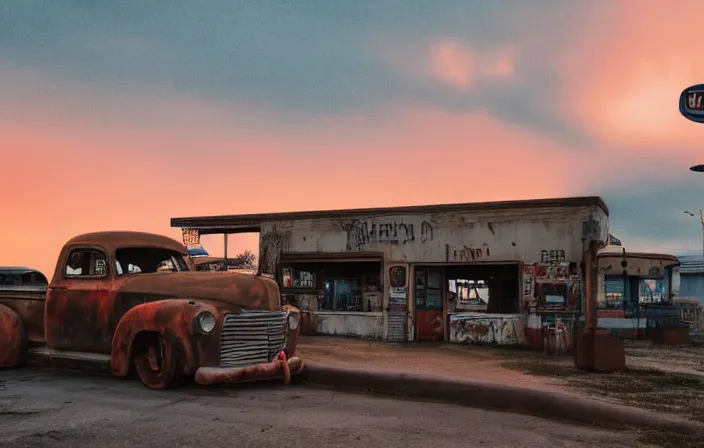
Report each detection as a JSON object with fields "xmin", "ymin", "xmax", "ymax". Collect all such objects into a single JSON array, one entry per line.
[
  {"xmin": 0, "ymin": 304, "xmax": 27, "ymax": 369},
  {"xmin": 132, "ymin": 331, "xmax": 183, "ymax": 390}
]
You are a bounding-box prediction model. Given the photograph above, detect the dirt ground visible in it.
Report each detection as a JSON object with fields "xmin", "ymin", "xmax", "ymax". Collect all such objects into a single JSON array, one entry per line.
[
  {"xmin": 297, "ymin": 336, "xmax": 572, "ymax": 395},
  {"xmin": 298, "ymin": 336, "xmax": 704, "ymax": 428}
]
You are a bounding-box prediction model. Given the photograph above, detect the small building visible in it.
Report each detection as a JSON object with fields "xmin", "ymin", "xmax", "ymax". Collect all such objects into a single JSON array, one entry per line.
[
  {"xmin": 172, "ymin": 196, "xmax": 610, "ymax": 349},
  {"xmin": 595, "ymin": 246, "xmax": 688, "ymax": 344},
  {"xmin": 677, "ymin": 255, "xmax": 704, "ymax": 300}
]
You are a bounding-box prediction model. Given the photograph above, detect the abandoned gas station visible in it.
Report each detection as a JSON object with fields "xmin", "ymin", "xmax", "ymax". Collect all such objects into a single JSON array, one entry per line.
[{"xmin": 171, "ymin": 196, "xmax": 628, "ymax": 350}]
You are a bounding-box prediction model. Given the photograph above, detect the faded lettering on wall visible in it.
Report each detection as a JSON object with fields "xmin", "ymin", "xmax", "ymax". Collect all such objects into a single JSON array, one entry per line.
[
  {"xmin": 445, "ymin": 243, "xmax": 491, "ymax": 262},
  {"xmin": 540, "ymin": 249, "xmax": 565, "ymax": 264},
  {"xmin": 342, "ymin": 219, "xmax": 434, "ymax": 250}
]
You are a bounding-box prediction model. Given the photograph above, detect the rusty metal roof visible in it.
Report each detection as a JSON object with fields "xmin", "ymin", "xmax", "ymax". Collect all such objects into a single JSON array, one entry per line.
[
  {"xmin": 171, "ymin": 196, "xmax": 608, "ymax": 234},
  {"xmin": 65, "ymin": 231, "xmax": 187, "ymax": 254}
]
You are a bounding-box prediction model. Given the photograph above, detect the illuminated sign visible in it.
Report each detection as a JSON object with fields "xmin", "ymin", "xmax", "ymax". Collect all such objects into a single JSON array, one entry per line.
[{"xmin": 679, "ymin": 84, "xmax": 704, "ymax": 123}]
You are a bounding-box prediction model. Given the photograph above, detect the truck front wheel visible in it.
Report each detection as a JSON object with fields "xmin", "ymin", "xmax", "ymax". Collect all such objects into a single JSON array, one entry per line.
[{"xmin": 132, "ymin": 331, "xmax": 183, "ymax": 389}]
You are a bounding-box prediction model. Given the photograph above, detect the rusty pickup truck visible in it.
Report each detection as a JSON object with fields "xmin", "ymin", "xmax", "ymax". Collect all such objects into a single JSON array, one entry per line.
[{"xmin": 0, "ymin": 231, "xmax": 303, "ymax": 389}]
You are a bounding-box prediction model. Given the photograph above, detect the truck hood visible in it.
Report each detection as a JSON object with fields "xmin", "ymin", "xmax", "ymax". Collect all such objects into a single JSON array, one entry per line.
[{"xmin": 118, "ymin": 271, "xmax": 281, "ymax": 312}]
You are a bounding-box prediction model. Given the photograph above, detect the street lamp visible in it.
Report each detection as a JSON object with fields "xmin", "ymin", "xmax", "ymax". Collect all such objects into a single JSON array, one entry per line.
[{"xmin": 684, "ymin": 210, "xmax": 704, "ymax": 256}]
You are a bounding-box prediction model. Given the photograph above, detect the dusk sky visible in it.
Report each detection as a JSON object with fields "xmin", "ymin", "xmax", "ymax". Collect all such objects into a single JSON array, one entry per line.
[{"xmin": 2, "ymin": 1, "xmax": 704, "ymax": 275}]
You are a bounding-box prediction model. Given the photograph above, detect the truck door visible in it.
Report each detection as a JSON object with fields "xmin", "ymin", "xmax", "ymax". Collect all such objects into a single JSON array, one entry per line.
[{"xmin": 45, "ymin": 246, "xmax": 113, "ymax": 353}]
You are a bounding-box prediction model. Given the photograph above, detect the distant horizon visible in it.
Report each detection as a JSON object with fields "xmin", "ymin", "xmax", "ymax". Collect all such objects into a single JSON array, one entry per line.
[{"xmin": 2, "ymin": 2, "xmax": 704, "ymax": 275}]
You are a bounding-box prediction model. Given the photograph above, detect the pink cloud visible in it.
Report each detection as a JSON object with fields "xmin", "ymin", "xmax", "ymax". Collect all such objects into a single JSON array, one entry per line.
[
  {"xmin": 0, "ymin": 70, "xmax": 589, "ymax": 275},
  {"xmin": 558, "ymin": 0, "xmax": 704, "ymax": 157},
  {"xmin": 427, "ymin": 40, "xmax": 477, "ymax": 88},
  {"xmin": 425, "ymin": 40, "xmax": 518, "ymax": 89}
]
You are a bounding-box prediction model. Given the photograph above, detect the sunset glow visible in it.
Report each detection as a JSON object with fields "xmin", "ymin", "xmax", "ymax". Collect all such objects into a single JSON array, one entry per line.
[{"xmin": 1, "ymin": 2, "xmax": 703, "ymax": 275}]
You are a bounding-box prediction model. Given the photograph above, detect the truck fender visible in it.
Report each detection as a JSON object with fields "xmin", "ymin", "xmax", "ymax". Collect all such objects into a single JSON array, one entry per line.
[
  {"xmin": 111, "ymin": 299, "xmax": 217, "ymax": 377},
  {"xmin": 0, "ymin": 304, "xmax": 27, "ymax": 368}
]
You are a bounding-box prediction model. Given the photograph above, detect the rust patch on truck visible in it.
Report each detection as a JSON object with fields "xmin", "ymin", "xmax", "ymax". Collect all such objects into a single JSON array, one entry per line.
[
  {"xmin": 0, "ymin": 304, "xmax": 26, "ymax": 368},
  {"xmin": 111, "ymin": 299, "xmax": 222, "ymax": 377},
  {"xmin": 1, "ymin": 230, "xmax": 305, "ymax": 389}
]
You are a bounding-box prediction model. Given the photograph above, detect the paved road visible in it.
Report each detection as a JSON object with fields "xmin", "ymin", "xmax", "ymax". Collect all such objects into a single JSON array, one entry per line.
[{"xmin": 0, "ymin": 368, "xmax": 647, "ymax": 448}]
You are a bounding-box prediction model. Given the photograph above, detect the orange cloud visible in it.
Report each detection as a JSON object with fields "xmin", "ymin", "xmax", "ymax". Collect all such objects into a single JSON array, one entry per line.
[
  {"xmin": 559, "ymin": 0, "xmax": 704, "ymax": 156},
  {"xmin": 0, "ymin": 72, "xmax": 585, "ymax": 276}
]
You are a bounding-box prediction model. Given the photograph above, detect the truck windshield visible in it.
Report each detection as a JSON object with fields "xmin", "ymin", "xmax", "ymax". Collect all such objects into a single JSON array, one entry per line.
[{"xmin": 115, "ymin": 248, "xmax": 190, "ymax": 275}]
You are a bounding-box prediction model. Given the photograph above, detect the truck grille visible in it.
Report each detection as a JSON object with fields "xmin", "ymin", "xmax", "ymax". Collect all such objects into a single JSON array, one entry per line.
[{"xmin": 219, "ymin": 310, "xmax": 288, "ymax": 368}]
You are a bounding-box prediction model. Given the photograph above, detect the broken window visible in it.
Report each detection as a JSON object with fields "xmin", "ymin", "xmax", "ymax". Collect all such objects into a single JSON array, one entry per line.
[
  {"xmin": 535, "ymin": 283, "xmax": 569, "ymax": 309},
  {"xmin": 115, "ymin": 248, "xmax": 189, "ymax": 276},
  {"xmin": 279, "ymin": 261, "xmax": 382, "ymax": 312},
  {"xmin": 65, "ymin": 249, "xmax": 108, "ymax": 278},
  {"xmin": 452, "ymin": 279, "xmax": 490, "ymax": 311}
]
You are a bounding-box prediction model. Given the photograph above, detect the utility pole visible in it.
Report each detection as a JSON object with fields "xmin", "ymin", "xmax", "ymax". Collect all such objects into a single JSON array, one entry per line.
[{"xmin": 684, "ymin": 210, "xmax": 704, "ymax": 256}]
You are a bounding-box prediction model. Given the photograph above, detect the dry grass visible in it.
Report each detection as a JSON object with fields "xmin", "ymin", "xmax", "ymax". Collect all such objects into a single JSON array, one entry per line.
[{"xmin": 495, "ymin": 350, "xmax": 704, "ymax": 424}]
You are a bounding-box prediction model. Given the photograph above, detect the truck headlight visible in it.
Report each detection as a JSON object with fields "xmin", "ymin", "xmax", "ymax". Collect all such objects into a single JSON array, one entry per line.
[
  {"xmin": 197, "ymin": 311, "xmax": 216, "ymax": 334},
  {"xmin": 287, "ymin": 311, "xmax": 300, "ymax": 331}
]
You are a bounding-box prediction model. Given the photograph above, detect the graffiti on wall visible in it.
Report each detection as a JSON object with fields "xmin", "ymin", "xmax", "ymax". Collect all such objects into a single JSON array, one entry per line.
[
  {"xmin": 445, "ymin": 243, "xmax": 491, "ymax": 262},
  {"xmin": 540, "ymin": 249, "xmax": 565, "ymax": 264},
  {"xmin": 523, "ymin": 262, "xmax": 581, "ymax": 312},
  {"xmin": 522, "ymin": 265, "xmax": 535, "ymax": 310},
  {"xmin": 450, "ymin": 315, "xmax": 527, "ymax": 345},
  {"xmin": 341, "ymin": 219, "xmax": 435, "ymax": 250}
]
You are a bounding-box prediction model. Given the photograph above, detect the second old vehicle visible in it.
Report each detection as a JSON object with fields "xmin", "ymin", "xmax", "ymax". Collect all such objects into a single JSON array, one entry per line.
[{"xmin": 0, "ymin": 231, "xmax": 303, "ymax": 389}]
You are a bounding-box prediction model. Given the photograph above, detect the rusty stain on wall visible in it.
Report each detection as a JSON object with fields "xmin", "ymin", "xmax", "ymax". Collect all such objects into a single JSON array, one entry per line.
[
  {"xmin": 450, "ymin": 314, "xmax": 527, "ymax": 345},
  {"xmin": 259, "ymin": 226, "xmax": 291, "ymax": 274},
  {"xmin": 543, "ymin": 318, "xmax": 573, "ymax": 355}
]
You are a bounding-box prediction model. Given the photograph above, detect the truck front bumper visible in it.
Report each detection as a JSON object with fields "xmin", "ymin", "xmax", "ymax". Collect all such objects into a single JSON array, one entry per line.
[{"xmin": 194, "ymin": 352, "xmax": 304, "ymax": 386}]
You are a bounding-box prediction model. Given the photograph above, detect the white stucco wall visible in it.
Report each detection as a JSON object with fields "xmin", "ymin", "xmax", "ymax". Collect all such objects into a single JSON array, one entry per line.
[
  {"xmin": 313, "ymin": 311, "xmax": 384, "ymax": 339},
  {"xmin": 258, "ymin": 204, "xmax": 609, "ymax": 273}
]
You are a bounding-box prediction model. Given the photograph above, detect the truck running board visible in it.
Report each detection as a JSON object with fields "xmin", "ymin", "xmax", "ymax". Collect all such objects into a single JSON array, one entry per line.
[{"xmin": 27, "ymin": 347, "xmax": 111, "ymax": 373}]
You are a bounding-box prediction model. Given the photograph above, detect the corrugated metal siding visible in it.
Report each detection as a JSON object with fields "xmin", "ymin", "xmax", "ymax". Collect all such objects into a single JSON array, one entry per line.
[
  {"xmin": 678, "ymin": 255, "xmax": 704, "ymax": 274},
  {"xmin": 679, "ymin": 274, "xmax": 704, "ymax": 300},
  {"xmin": 387, "ymin": 313, "xmax": 407, "ymax": 342}
]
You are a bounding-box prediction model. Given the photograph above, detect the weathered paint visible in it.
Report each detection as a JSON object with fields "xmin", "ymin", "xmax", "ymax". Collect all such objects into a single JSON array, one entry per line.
[
  {"xmin": 0, "ymin": 230, "xmax": 304, "ymax": 388},
  {"xmin": 543, "ymin": 318, "xmax": 573, "ymax": 355},
  {"xmin": 255, "ymin": 203, "xmax": 607, "ymax": 346},
  {"xmin": 258, "ymin": 205, "xmax": 609, "ymax": 274},
  {"xmin": 449, "ymin": 313, "xmax": 527, "ymax": 345},
  {"xmin": 0, "ymin": 304, "xmax": 26, "ymax": 368},
  {"xmin": 308, "ymin": 311, "xmax": 383, "ymax": 339},
  {"xmin": 0, "ymin": 291, "xmax": 45, "ymax": 343},
  {"xmin": 195, "ymin": 354, "xmax": 304, "ymax": 386},
  {"xmin": 416, "ymin": 310, "xmax": 444, "ymax": 341},
  {"xmin": 111, "ymin": 299, "xmax": 221, "ymax": 377}
]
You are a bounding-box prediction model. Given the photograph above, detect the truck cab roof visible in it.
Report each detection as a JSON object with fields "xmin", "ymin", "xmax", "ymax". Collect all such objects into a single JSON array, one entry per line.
[{"xmin": 65, "ymin": 231, "xmax": 188, "ymax": 254}]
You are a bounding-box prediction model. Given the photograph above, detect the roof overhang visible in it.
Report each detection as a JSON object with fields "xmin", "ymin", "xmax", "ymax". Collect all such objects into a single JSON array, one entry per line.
[{"xmin": 171, "ymin": 196, "xmax": 609, "ymax": 233}]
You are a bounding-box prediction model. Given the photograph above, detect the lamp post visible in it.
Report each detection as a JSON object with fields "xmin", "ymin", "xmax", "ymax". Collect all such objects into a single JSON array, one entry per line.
[{"xmin": 684, "ymin": 210, "xmax": 704, "ymax": 256}]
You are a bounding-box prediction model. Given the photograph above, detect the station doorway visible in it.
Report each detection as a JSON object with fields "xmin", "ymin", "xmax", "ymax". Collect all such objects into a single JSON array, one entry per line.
[{"xmin": 413, "ymin": 263, "xmax": 520, "ymax": 341}]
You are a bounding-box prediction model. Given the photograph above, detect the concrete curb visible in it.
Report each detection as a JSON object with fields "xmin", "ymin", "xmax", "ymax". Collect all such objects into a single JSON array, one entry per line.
[{"xmin": 300, "ymin": 363, "xmax": 703, "ymax": 435}]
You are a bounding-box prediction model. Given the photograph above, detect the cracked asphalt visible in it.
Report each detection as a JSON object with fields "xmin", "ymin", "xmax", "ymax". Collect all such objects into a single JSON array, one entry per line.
[{"xmin": 0, "ymin": 368, "xmax": 651, "ymax": 448}]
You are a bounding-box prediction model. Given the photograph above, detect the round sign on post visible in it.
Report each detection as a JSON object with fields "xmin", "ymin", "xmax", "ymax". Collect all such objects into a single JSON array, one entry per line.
[{"xmin": 680, "ymin": 84, "xmax": 704, "ymax": 123}]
